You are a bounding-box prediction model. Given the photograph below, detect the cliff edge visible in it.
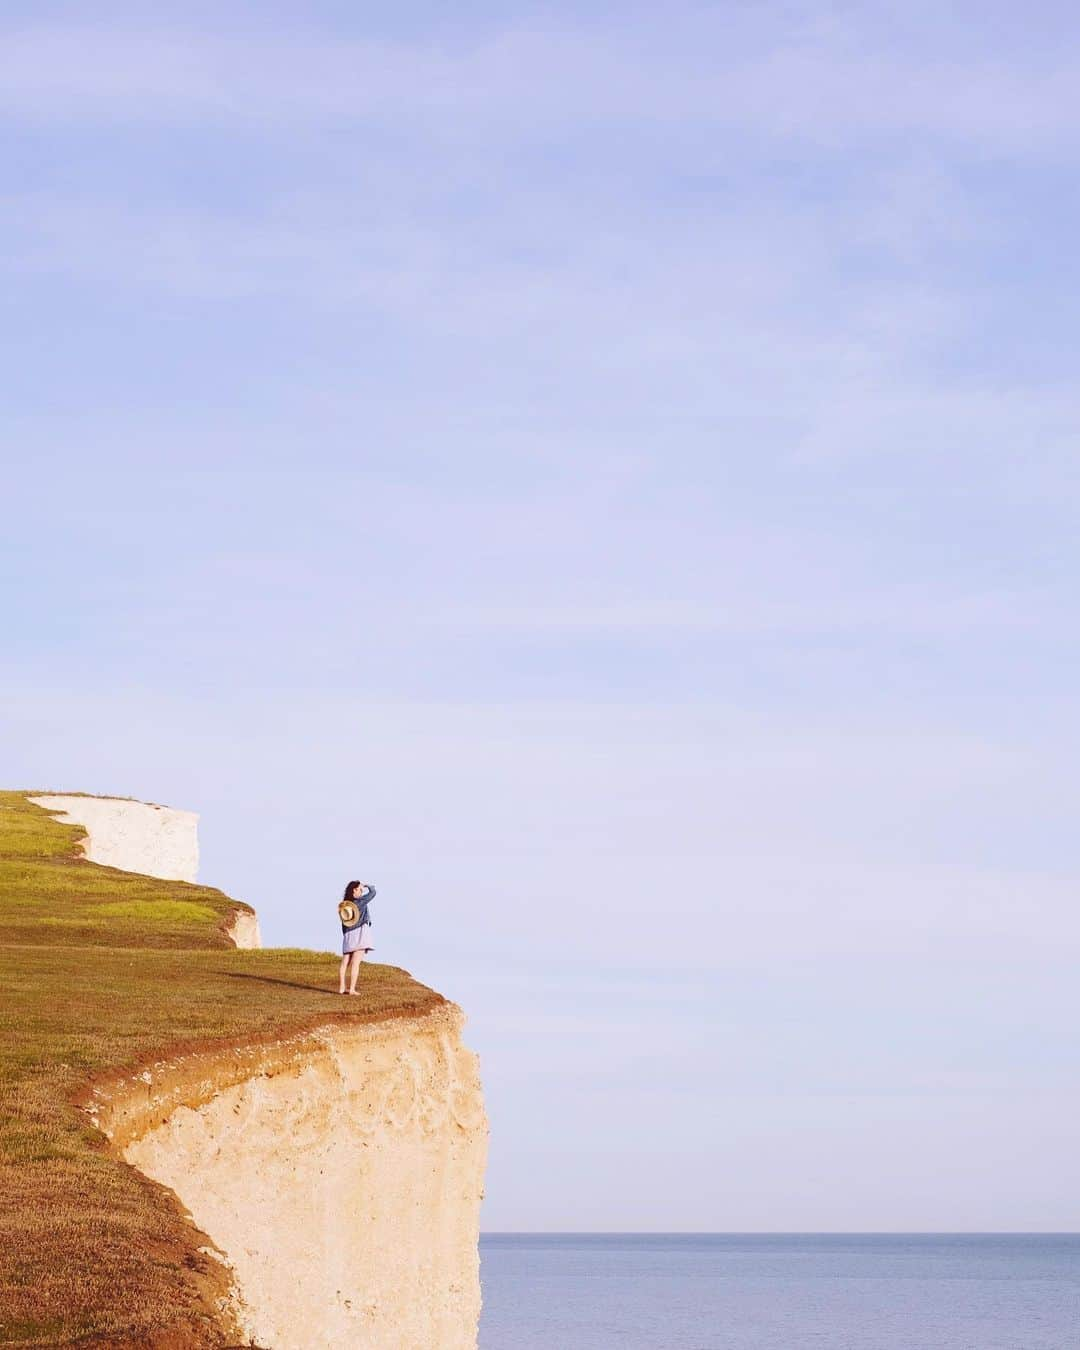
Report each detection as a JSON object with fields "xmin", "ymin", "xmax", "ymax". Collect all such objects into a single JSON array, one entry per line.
[
  {"xmin": 0, "ymin": 791, "xmax": 487, "ymax": 1348},
  {"xmin": 100, "ymin": 1006, "xmax": 486, "ymax": 1348}
]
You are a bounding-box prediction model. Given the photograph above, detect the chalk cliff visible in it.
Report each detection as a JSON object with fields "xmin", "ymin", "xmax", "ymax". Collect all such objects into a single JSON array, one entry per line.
[
  {"xmin": 29, "ymin": 793, "xmax": 263, "ymax": 948},
  {"xmin": 28, "ymin": 793, "xmax": 201, "ymax": 881},
  {"xmin": 90, "ymin": 1003, "xmax": 487, "ymax": 1349}
]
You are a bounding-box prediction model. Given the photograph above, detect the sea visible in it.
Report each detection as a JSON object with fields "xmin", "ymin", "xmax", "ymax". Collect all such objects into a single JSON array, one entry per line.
[{"xmin": 478, "ymin": 1233, "xmax": 1080, "ymax": 1349}]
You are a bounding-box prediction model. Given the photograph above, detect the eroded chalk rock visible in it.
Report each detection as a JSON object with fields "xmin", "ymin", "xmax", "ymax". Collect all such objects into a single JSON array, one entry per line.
[{"xmin": 93, "ymin": 1004, "xmax": 487, "ymax": 1350}]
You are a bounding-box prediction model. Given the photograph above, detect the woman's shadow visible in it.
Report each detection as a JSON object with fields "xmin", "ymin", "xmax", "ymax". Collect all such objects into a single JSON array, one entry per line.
[{"xmin": 220, "ymin": 971, "xmax": 339, "ymax": 995}]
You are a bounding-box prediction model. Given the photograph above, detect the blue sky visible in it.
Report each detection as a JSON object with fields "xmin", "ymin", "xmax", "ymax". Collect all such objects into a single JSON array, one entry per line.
[{"xmin": 5, "ymin": 0, "xmax": 1080, "ymax": 1229}]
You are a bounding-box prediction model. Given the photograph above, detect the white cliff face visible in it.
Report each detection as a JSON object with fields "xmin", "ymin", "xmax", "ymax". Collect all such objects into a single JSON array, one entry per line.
[
  {"xmin": 28, "ymin": 793, "xmax": 262, "ymax": 947},
  {"xmin": 28, "ymin": 794, "xmax": 200, "ymax": 882},
  {"xmin": 102, "ymin": 1005, "xmax": 487, "ymax": 1349}
]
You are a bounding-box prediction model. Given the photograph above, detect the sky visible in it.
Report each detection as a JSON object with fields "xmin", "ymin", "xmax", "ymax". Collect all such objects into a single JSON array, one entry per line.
[{"xmin": 4, "ymin": 0, "xmax": 1080, "ymax": 1230}]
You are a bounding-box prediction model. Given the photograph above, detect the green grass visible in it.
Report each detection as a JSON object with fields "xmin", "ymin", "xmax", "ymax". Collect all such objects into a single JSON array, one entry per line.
[{"xmin": 0, "ymin": 790, "xmax": 442, "ymax": 1347}]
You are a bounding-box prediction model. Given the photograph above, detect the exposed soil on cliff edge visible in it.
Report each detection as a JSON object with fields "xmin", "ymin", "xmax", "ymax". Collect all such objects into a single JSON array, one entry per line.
[{"xmin": 0, "ymin": 791, "xmax": 444, "ymax": 1348}]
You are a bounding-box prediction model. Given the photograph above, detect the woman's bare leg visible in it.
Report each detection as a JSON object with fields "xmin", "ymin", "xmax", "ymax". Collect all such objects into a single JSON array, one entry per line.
[
  {"xmin": 348, "ymin": 950, "xmax": 366, "ymax": 994},
  {"xmin": 339, "ymin": 953, "xmax": 350, "ymax": 994}
]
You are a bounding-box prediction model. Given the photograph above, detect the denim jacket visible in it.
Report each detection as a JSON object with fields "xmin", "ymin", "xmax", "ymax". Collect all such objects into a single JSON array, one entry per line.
[{"xmin": 341, "ymin": 885, "xmax": 375, "ymax": 932}]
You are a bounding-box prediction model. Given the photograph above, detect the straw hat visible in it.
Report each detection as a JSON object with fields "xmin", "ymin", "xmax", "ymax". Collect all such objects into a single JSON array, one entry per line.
[{"xmin": 338, "ymin": 899, "xmax": 360, "ymax": 925}]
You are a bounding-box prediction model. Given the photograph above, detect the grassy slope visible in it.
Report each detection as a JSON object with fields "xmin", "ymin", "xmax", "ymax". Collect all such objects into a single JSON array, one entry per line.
[{"xmin": 0, "ymin": 791, "xmax": 442, "ymax": 1348}]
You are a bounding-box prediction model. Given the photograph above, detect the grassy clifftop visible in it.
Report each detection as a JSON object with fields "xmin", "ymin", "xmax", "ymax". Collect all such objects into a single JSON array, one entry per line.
[{"xmin": 0, "ymin": 791, "xmax": 441, "ymax": 1347}]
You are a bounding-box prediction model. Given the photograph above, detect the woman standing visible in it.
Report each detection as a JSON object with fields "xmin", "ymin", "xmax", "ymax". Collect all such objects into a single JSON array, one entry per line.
[{"xmin": 338, "ymin": 879, "xmax": 376, "ymax": 995}]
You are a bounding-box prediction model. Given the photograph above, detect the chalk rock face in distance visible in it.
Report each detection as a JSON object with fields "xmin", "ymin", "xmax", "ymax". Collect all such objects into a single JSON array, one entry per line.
[
  {"xmin": 29, "ymin": 794, "xmax": 200, "ymax": 882},
  {"xmin": 29, "ymin": 793, "xmax": 262, "ymax": 948}
]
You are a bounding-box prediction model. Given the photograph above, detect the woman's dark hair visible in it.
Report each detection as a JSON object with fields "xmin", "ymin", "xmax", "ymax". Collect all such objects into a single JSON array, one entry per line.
[{"xmin": 343, "ymin": 880, "xmax": 361, "ymax": 903}]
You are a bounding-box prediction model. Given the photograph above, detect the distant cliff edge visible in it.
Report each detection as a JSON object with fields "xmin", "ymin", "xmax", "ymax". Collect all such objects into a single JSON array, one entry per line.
[{"xmin": 28, "ymin": 793, "xmax": 263, "ymax": 947}]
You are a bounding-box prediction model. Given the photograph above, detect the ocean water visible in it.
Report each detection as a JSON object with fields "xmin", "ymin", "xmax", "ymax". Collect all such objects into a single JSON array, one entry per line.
[{"xmin": 478, "ymin": 1233, "xmax": 1080, "ymax": 1349}]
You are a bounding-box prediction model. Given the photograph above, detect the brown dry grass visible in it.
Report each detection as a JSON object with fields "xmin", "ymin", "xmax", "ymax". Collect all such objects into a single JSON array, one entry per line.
[{"xmin": 0, "ymin": 791, "xmax": 442, "ymax": 1347}]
